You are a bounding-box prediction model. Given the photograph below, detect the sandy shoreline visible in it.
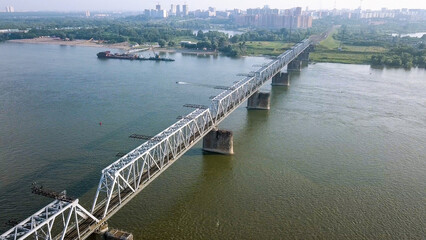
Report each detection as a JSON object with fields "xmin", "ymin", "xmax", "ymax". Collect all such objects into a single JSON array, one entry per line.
[
  {"xmin": 156, "ymin": 48, "xmax": 218, "ymax": 55},
  {"xmin": 7, "ymin": 38, "xmax": 221, "ymax": 56},
  {"xmin": 8, "ymin": 38, "xmax": 132, "ymax": 50}
]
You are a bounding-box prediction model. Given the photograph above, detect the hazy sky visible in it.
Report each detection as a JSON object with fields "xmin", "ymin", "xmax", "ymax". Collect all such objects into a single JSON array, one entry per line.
[{"xmin": 2, "ymin": 0, "xmax": 426, "ymax": 12}]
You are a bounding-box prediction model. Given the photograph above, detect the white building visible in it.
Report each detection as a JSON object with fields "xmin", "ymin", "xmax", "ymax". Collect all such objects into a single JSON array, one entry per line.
[{"xmin": 5, "ymin": 6, "xmax": 15, "ymax": 13}]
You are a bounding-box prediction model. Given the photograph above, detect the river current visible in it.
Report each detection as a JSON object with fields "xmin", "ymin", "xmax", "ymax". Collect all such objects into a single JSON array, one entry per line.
[{"xmin": 0, "ymin": 42, "xmax": 425, "ymax": 239}]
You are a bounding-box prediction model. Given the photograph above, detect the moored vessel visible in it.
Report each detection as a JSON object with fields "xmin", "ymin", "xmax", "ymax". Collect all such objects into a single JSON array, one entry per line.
[{"xmin": 97, "ymin": 51, "xmax": 174, "ymax": 61}]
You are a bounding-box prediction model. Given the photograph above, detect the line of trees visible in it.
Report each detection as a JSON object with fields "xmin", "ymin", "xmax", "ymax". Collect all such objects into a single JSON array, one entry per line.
[
  {"xmin": 335, "ymin": 23, "xmax": 426, "ymax": 47},
  {"xmin": 371, "ymin": 45, "xmax": 426, "ymax": 68},
  {"xmin": 0, "ymin": 18, "xmax": 195, "ymax": 44},
  {"xmin": 180, "ymin": 30, "xmax": 243, "ymax": 56}
]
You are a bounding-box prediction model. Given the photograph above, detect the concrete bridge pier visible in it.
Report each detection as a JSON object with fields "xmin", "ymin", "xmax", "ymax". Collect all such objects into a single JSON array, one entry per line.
[
  {"xmin": 247, "ymin": 91, "xmax": 271, "ymax": 110},
  {"xmin": 94, "ymin": 223, "xmax": 134, "ymax": 240},
  {"xmin": 300, "ymin": 51, "xmax": 310, "ymax": 66},
  {"xmin": 94, "ymin": 222, "xmax": 109, "ymax": 240},
  {"xmin": 203, "ymin": 128, "xmax": 234, "ymax": 155},
  {"xmin": 287, "ymin": 59, "xmax": 302, "ymax": 72},
  {"xmin": 271, "ymin": 72, "xmax": 290, "ymax": 86}
]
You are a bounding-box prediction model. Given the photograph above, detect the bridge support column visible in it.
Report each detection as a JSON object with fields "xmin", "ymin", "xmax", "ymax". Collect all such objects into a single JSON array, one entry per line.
[
  {"xmin": 94, "ymin": 222, "xmax": 109, "ymax": 239},
  {"xmin": 300, "ymin": 51, "xmax": 310, "ymax": 66},
  {"xmin": 203, "ymin": 128, "xmax": 234, "ymax": 155},
  {"xmin": 271, "ymin": 72, "xmax": 290, "ymax": 86},
  {"xmin": 247, "ymin": 91, "xmax": 271, "ymax": 110},
  {"xmin": 288, "ymin": 59, "xmax": 302, "ymax": 72},
  {"xmin": 104, "ymin": 229, "xmax": 134, "ymax": 240}
]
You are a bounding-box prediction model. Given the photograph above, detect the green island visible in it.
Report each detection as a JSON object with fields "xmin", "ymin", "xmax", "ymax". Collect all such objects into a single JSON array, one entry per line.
[{"xmin": 1, "ymin": 14, "xmax": 425, "ymax": 68}]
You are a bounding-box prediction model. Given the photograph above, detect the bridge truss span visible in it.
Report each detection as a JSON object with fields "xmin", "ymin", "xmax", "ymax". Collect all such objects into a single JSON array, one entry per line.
[
  {"xmin": 0, "ymin": 199, "xmax": 98, "ymax": 240},
  {"xmin": 1, "ymin": 39, "xmax": 311, "ymax": 240},
  {"xmin": 91, "ymin": 108, "xmax": 215, "ymax": 219}
]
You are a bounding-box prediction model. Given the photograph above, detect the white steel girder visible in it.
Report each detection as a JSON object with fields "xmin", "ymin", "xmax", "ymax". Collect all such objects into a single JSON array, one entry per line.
[
  {"xmin": 91, "ymin": 108, "xmax": 215, "ymax": 217},
  {"xmin": 0, "ymin": 199, "xmax": 98, "ymax": 240}
]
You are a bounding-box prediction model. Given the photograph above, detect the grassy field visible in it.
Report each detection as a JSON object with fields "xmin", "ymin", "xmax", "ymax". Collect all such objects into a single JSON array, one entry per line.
[
  {"xmin": 244, "ymin": 41, "xmax": 294, "ymax": 56},
  {"xmin": 319, "ymin": 28, "xmax": 341, "ymax": 49},
  {"xmin": 310, "ymin": 29, "xmax": 387, "ymax": 64},
  {"xmin": 170, "ymin": 32, "xmax": 388, "ymax": 65},
  {"xmin": 240, "ymin": 37, "xmax": 386, "ymax": 65},
  {"xmin": 310, "ymin": 51, "xmax": 373, "ymax": 64}
]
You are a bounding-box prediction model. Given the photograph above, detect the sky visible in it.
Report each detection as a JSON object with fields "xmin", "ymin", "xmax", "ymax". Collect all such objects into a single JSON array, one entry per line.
[{"xmin": 1, "ymin": 0, "xmax": 426, "ymax": 12}]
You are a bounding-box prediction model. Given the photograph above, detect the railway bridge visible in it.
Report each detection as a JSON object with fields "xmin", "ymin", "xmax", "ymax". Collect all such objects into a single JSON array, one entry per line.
[{"xmin": 1, "ymin": 39, "xmax": 312, "ymax": 240}]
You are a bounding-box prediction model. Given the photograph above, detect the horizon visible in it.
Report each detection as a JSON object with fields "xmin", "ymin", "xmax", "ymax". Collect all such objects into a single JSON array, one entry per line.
[{"xmin": 1, "ymin": 0, "xmax": 426, "ymax": 12}]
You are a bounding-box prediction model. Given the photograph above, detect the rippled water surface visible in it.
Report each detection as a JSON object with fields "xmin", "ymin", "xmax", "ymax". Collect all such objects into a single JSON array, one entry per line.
[{"xmin": 0, "ymin": 42, "xmax": 425, "ymax": 239}]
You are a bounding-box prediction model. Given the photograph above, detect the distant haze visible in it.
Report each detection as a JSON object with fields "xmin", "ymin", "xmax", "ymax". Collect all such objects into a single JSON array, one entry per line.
[{"xmin": 2, "ymin": 0, "xmax": 426, "ymax": 12}]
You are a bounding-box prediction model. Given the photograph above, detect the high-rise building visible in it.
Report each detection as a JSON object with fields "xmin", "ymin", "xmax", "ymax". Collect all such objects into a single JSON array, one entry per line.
[
  {"xmin": 176, "ymin": 5, "xmax": 181, "ymax": 17},
  {"xmin": 235, "ymin": 6, "xmax": 312, "ymax": 29},
  {"xmin": 5, "ymin": 6, "xmax": 15, "ymax": 13},
  {"xmin": 295, "ymin": 7, "xmax": 302, "ymax": 16},
  {"xmin": 85, "ymin": 11, "xmax": 91, "ymax": 17},
  {"xmin": 170, "ymin": 4, "xmax": 176, "ymax": 15},
  {"xmin": 156, "ymin": 4, "xmax": 161, "ymax": 11},
  {"xmin": 182, "ymin": 4, "xmax": 188, "ymax": 16},
  {"xmin": 158, "ymin": 9, "xmax": 167, "ymax": 18}
]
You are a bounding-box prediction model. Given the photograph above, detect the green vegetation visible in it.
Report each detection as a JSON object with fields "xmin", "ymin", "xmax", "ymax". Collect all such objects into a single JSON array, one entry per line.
[
  {"xmin": 0, "ymin": 17, "xmax": 195, "ymax": 44},
  {"xmin": 310, "ymin": 28, "xmax": 387, "ymax": 64},
  {"xmin": 320, "ymin": 29, "xmax": 341, "ymax": 49},
  {"xmin": 371, "ymin": 45, "xmax": 426, "ymax": 68},
  {"xmin": 244, "ymin": 41, "xmax": 293, "ymax": 56},
  {"xmin": 310, "ymin": 20, "xmax": 426, "ymax": 68},
  {"xmin": 1, "ymin": 13, "xmax": 425, "ymax": 67}
]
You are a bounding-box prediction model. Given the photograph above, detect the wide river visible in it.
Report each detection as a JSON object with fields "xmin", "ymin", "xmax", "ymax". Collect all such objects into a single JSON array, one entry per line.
[{"xmin": 0, "ymin": 42, "xmax": 425, "ymax": 239}]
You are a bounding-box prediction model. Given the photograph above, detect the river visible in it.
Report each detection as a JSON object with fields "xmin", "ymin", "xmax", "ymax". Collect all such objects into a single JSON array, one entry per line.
[
  {"xmin": 391, "ymin": 32, "xmax": 426, "ymax": 38},
  {"xmin": 0, "ymin": 42, "xmax": 425, "ymax": 239}
]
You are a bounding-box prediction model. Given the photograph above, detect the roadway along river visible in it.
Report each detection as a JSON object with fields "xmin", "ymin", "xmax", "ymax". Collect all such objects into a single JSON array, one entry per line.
[{"xmin": 0, "ymin": 42, "xmax": 425, "ymax": 239}]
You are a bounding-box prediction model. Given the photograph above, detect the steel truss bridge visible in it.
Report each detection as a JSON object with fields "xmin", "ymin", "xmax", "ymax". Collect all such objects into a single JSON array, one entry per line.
[{"xmin": 1, "ymin": 39, "xmax": 311, "ymax": 240}]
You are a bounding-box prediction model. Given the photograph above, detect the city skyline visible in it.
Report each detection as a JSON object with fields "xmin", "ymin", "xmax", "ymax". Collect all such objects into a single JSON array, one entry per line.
[{"xmin": 1, "ymin": 0, "xmax": 426, "ymax": 12}]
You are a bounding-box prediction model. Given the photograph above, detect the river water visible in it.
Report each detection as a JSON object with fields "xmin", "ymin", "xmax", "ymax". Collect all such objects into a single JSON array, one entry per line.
[
  {"xmin": 391, "ymin": 32, "xmax": 426, "ymax": 38},
  {"xmin": 0, "ymin": 42, "xmax": 425, "ymax": 239}
]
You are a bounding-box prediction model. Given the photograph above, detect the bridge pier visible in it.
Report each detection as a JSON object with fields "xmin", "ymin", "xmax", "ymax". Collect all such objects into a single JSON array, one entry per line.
[
  {"xmin": 288, "ymin": 59, "xmax": 302, "ymax": 72},
  {"xmin": 271, "ymin": 72, "xmax": 290, "ymax": 86},
  {"xmin": 104, "ymin": 229, "xmax": 134, "ymax": 240},
  {"xmin": 94, "ymin": 222, "xmax": 109, "ymax": 240},
  {"xmin": 94, "ymin": 223, "xmax": 134, "ymax": 240},
  {"xmin": 247, "ymin": 91, "xmax": 271, "ymax": 110},
  {"xmin": 203, "ymin": 128, "xmax": 234, "ymax": 155},
  {"xmin": 300, "ymin": 51, "xmax": 310, "ymax": 66}
]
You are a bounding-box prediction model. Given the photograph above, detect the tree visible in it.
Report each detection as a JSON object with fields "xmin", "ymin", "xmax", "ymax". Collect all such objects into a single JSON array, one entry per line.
[
  {"xmin": 196, "ymin": 30, "xmax": 204, "ymax": 39},
  {"xmin": 168, "ymin": 41, "xmax": 176, "ymax": 47},
  {"xmin": 158, "ymin": 39, "xmax": 166, "ymax": 48}
]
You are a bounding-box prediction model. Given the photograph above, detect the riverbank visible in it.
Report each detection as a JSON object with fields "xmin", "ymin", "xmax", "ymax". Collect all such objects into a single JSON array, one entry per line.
[
  {"xmin": 8, "ymin": 38, "xmax": 132, "ymax": 50},
  {"xmin": 7, "ymin": 38, "xmax": 220, "ymax": 56},
  {"xmin": 156, "ymin": 48, "xmax": 218, "ymax": 55},
  {"xmin": 4, "ymin": 37, "xmax": 386, "ymax": 65}
]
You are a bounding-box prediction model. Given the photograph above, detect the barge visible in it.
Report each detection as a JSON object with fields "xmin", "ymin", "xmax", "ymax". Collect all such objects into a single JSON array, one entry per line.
[{"xmin": 97, "ymin": 51, "xmax": 175, "ymax": 62}]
